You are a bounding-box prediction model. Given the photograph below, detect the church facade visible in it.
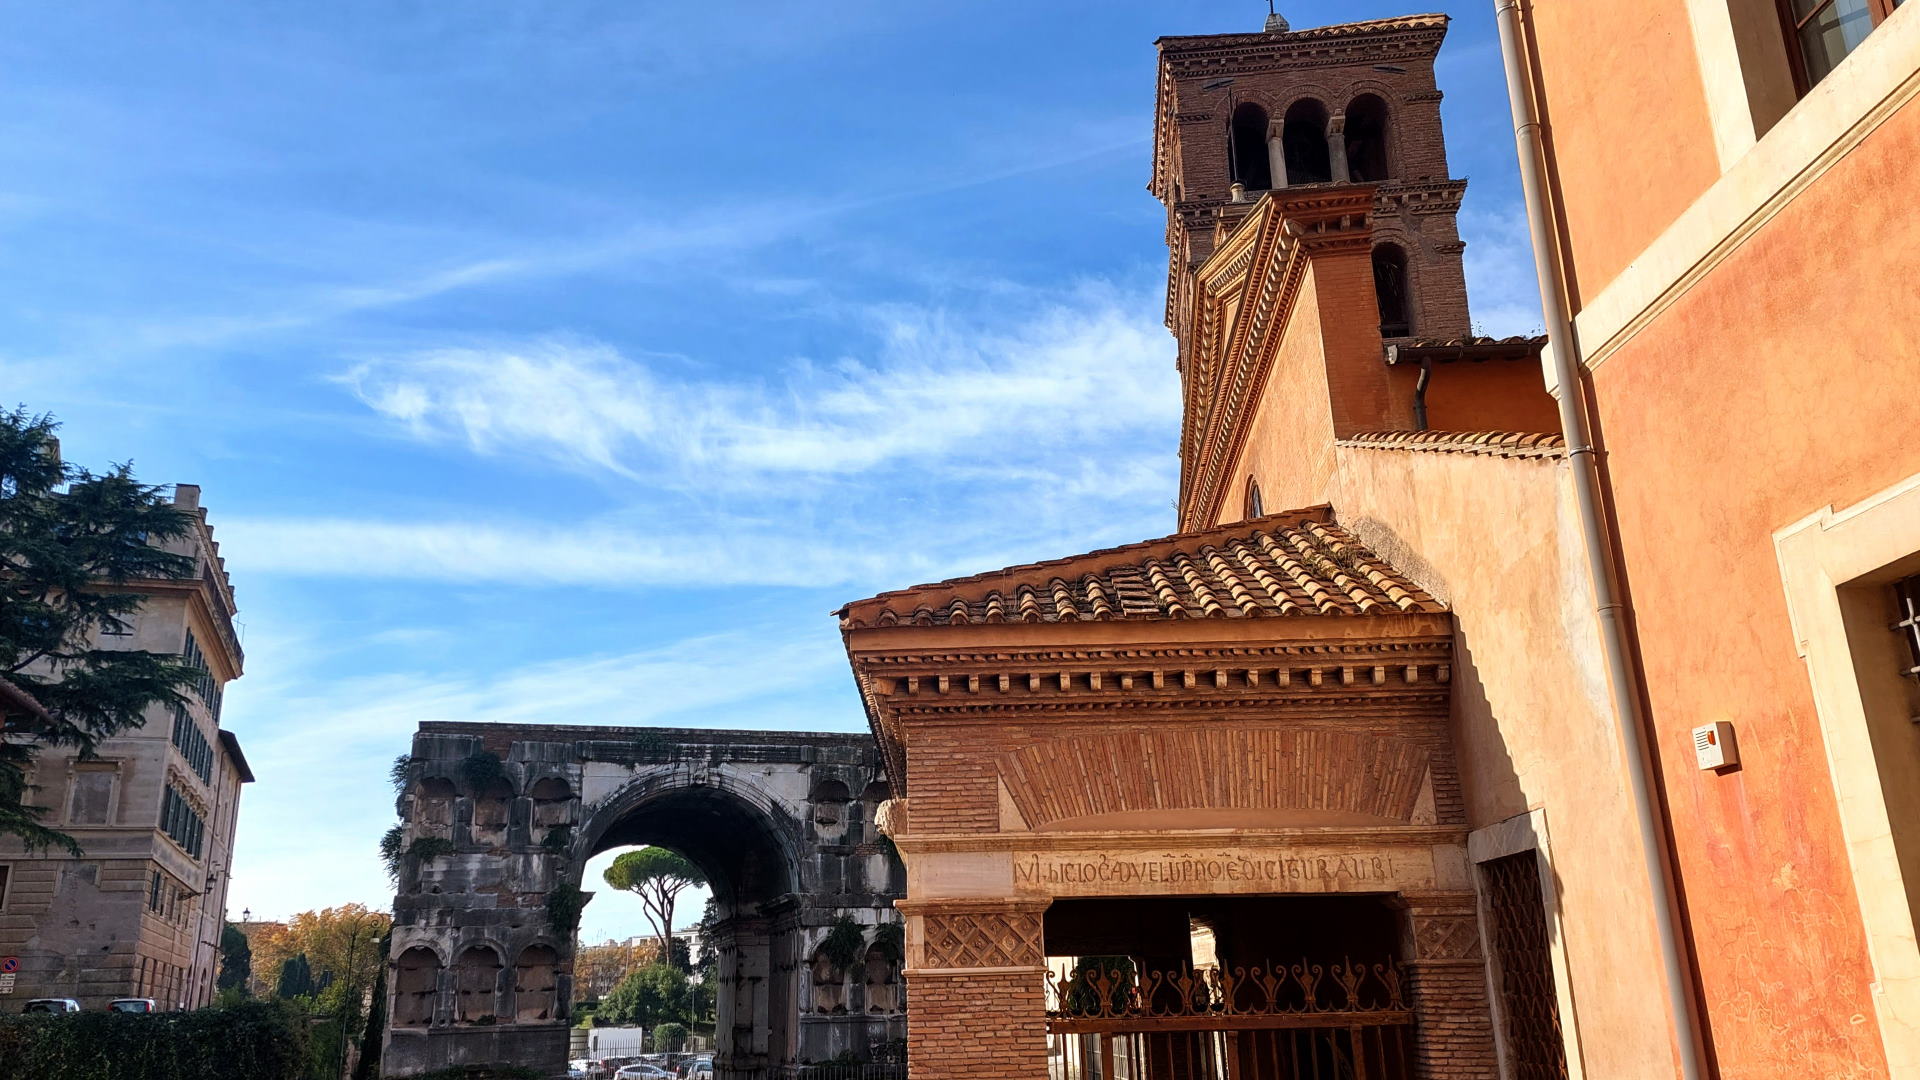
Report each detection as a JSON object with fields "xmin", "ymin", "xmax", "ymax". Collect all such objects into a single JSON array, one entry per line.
[{"xmin": 840, "ymin": 6, "xmax": 1920, "ymax": 1080}]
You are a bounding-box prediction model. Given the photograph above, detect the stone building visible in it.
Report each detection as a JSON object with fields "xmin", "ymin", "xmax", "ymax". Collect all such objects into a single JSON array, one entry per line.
[
  {"xmin": 0, "ymin": 484, "xmax": 251, "ymax": 1009},
  {"xmin": 837, "ymin": 5, "xmax": 1920, "ymax": 1080},
  {"xmin": 380, "ymin": 725, "xmax": 904, "ymax": 1078}
]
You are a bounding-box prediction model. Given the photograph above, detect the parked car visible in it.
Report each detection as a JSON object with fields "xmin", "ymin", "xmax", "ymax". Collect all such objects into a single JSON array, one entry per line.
[
  {"xmin": 108, "ymin": 998, "xmax": 158, "ymax": 1013},
  {"xmin": 615, "ymin": 1066, "xmax": 675, "ymax": 1080},
  {"xmin": 683, "ymin": 1058, "xmax": 713, "ymax": 1080},
  {"xmin": 22, "ymin": 999, "xmax": 81, "ymax": 1014}
]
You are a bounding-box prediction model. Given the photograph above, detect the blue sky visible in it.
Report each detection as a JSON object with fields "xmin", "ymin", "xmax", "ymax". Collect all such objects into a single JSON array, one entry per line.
[{"xmin": 0, "ymin": 1, "xmax": 1541, "ymax": 942}]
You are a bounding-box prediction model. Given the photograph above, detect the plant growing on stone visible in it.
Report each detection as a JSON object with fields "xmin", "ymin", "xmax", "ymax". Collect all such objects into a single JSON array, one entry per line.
[
  {"xmin": 541, "ymin": 825, "xmax": 571, "ymax": 853},
  {"xmin": 379, "ymin": 825, "xmax": 406, "ymax": 882},
  {"xmin": 870, "ymin": 921, "xmax": 904, "ymax": 965},
  {"xmin": 458, "ymin": 751, "xmax": 508, "ymax": 793},
  {"xmin": 819, "ymin": 915, "xmax": 865, "ymax": 973},
  {"xmin": 0, "ymin": 408, "xmax": 203, "ymax": 854},
  {"xmin": 548, "ymin": 882, "xmax": 590, "ymax": 936}
]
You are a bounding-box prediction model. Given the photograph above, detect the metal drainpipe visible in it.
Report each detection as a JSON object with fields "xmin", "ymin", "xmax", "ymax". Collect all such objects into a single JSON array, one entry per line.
[{"xmin": 1492, "ymin": 2, "xmax": 1712, "ymax": 1078}]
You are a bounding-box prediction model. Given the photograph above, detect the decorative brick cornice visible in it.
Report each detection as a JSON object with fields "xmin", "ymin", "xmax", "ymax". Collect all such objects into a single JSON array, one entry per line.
[
  {"xmin": 1339, "ymin": 430, "xmax": 1566, "ymax": 459},
  {"xmin": 891, "ymin": 825, "xmax": 1470, "ymax": 855}
]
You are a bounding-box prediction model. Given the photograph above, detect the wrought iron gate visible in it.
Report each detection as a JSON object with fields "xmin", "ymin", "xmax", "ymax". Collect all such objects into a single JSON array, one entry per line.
[
  {"xmin": 1482, "ymin": 852, "xmax": 1570, "ymax": 1080},
  {"xmin": 1044, "ymin": 960, "xmax": 1413, "ymax": 1080}
]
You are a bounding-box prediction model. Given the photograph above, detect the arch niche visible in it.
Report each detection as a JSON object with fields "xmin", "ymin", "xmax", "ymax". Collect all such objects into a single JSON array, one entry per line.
[{"xmin": 575, "ymin": 778, "xmax": 803, "ymax": 1080}]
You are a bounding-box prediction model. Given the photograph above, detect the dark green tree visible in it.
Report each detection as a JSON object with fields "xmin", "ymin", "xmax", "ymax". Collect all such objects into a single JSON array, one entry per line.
[
  {"xmin": 350, "ymin": 931, "xmax": 393, "ymax": 1080},
  {"xmin": 603, "ymin": 847, "xmax": 705, "ymax": 969},
  {"xmin": 276, "ymin": 953, "xmax": 317, "ymax": 999},
  {"xmin": 0, "ymin": 409, "xmax": 200, "ymax": 854},
  {"xmin": 598, "ymin": 963, "xmax": 689, "ymax": 1029},
  {"xmin": 218, "ymin": 922, "xmax": 253, "ymax": 993},
  {"xmin": 653, "ymin": 1021, "xmax": 688, "ymax": 1053}
]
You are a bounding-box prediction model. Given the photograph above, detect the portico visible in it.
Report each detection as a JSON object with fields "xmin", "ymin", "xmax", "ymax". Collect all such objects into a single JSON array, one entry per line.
[{"xmin": 838, "ymin": 506, "xmax": 1499, "ymax": 1079}]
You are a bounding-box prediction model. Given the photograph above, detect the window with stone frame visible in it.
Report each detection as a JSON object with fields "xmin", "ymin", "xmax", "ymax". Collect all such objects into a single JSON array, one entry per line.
[
  {"xmin": 1778, "ymin": 0, "xmax": 1905, "ymax": 91},
  {"xmin": 68, "ymin": 764, "xmax": 117, "ymax": 826}
]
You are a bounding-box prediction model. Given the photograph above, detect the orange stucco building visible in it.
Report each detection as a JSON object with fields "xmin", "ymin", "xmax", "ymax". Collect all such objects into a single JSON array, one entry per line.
[{"xmin": 839, "ymin": 6, "xmax": 1920, "ymax": 1080}]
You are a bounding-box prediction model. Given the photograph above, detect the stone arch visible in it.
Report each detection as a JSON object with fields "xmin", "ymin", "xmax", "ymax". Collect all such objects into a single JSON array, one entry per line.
[
  {"xmin": 452, "ymin": 943, "xmax": 504, "ymax": 1024},
  {"xmin": 809, "ymin": 943, "xmax": 848, "ymax": 1014},
  {"xmin": 810, "ymin": 778, "xmax": 852, "ymax": 844},
  {"xmin": 513, "ymin": 944, "xmax": 559, "ymax": 1022},
  {"xmin": 573, "ymin": 772, "xmax": 806, "ymax": 1079},
  {"xmin": 393, "ymin": 946, "xmax": 441, "ymax": 1027}
]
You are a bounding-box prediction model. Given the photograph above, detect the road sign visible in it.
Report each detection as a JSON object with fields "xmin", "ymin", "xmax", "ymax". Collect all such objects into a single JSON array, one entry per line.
[
  {"xmin": 0, "ymin": 956, "xmax": 17, "ymax": 974},
  {"xmin": 0, "ymin": 973, "xmax": 15, "ymax": 994}
]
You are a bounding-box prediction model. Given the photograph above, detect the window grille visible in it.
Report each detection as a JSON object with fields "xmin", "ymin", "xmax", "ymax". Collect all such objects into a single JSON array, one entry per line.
[
  {"xmin": 1893, "ymin": 575, "xmax": 1920, "ymax": 682},
  {"xmin": 170, "ymin": 705, "xmax": 213, "ymax": 784},
  {"xmin": 148, "ymin": 870, "xmax": 163, "ymax": 912},
  {"xmin": 161, "ymin": 785, "xmax": 205, "ymax": 859},
  {"xmin": 1482, "ymin": 851, "xmax": 1569, "ymax": 1080},
  {"xmin": 180, "ymin": 631, "xmax": 222, "ymax": 719}
]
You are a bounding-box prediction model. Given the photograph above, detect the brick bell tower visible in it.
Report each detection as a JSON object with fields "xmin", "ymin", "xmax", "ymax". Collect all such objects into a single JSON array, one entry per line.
[{"xmin": 1152, "ymin": 11, "xmax": 1472, "ymax": 372}]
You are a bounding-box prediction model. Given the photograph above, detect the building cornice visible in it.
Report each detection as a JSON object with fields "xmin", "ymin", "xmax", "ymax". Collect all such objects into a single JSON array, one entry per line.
[
  {"xmin": 1180, "ymin": 187, "xmax": 1378, "ymax": 530},
  {"xmin": 893, "ymin": 823, "xmax": 1469, "ymax": 855}
]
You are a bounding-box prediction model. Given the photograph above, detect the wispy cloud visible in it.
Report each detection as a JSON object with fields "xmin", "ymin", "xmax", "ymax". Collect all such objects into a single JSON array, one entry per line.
[
  {"xmin": 1461, "ymin": 202, "xmax": 1546, "ymax": 337},
  {"xmin": 340, "ymin": 282, "xmax": 1177, "ymax": 482}
]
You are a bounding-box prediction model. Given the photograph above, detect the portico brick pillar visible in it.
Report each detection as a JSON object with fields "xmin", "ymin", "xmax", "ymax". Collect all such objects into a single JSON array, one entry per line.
[
  {"xmin": 898, "ymin": 898, "xmax": 1051, "ymax": 1080},
  {"xmin": 1401, "ymin": 893, "xmax": 1498, "ymax": 1080}
]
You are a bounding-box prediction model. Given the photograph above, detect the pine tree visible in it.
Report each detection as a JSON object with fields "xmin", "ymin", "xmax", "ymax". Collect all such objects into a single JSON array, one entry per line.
[
  {"xmin": 0, "ymin": 408, "xmax": 199, "ymax": 854},
  {"xmin": 217, "ymin": 923, "xmax": 253, "ymax": 992},
  {"xmin": 277, "ymin": 953, "xmax": 317, "ymax": 999}
]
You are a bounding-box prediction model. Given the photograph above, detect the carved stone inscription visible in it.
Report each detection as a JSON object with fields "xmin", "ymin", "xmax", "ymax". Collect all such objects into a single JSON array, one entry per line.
[{"xmin": 1012, "ymin": 847, "xmax": 1430, "ymax": 896}]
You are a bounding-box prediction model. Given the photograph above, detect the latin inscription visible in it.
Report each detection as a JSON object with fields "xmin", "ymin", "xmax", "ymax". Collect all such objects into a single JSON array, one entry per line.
[{"xmin": 1013, "ymin": 852, "xmax": 1395, "ymax": 888}]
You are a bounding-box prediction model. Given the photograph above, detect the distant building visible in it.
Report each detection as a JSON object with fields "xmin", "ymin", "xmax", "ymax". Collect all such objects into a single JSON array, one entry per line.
[
  {"xmin": 0, "ymin": 484, "xmax": 251, "ymax": 1010},
  {"xmin": 574, "ymin": 930, "xmax": 706, "ymax": 1000}
]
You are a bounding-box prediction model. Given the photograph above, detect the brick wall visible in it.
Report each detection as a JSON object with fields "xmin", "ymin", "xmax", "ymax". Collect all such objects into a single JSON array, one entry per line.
[{"xmin": 904, "ymin": 972, "xmax": 1047, "ymax": 1080}]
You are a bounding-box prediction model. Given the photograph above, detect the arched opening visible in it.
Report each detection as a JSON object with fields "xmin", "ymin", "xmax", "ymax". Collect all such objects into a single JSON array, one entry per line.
[
  {"xmin": 810, "ymin": 945, "xmax": 849, "ymax": 1015},
  {"xmin": 1346, "ymin": 94, "xmax": 1392, "ymax": 182},
  {"xmin": 861, "ymin": 944, "xmax": 899, "ymax": 1015},
  {"xmin": 1245, "ymin": 477, "xmax": 1265, "ymax": 520},
  {"xmin": 453, "ymin": 944, "xmax": 503, "ymax": 1024},
  {"xmin": 1229, "ymin": 102, "xmax": 1273, "ymax": 190},
  {"xmin": 530, "ymin": 776, "xmax": 573, "ymax": 834},
  {"xmin": 469, "ymin": 777, "xmax": 512, "ymax": 848},
  {"xmin": 579, "ymin": 783, "xmax": 800, "ymax": 1080},
  {"xmin": 393, "ymin": 947, "xmax": 440, "ymax": 1027},
  {"xmin": 1282, "ymin": 99, "xmax": 1332, "ymax": 185},
  {"xmin": 513, "ymin": 944, "xmax": 559, "ymax": 1022},
  {"xmin": 412, "ymin": 778, "xmax": 456, "ymax": 838},
  {"xmin": 1373, "ymin": 243, "xmax": 1412, "ymax": 338},
  {"xmin": 810, "ymin": 779, "xmax": 852, "ymax": 845}
]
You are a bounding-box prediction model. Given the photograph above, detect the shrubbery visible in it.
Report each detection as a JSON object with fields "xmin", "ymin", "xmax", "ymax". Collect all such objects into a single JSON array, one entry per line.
[{"xmin": 0, "ymin": 998, "xmax": 311, "ymax": 1080}]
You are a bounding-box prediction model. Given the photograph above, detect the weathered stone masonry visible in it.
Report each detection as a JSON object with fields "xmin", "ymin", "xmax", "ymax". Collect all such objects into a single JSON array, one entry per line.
[{"xmin": 381, "ymin": 724, "xmax": 905, "ymax": 1080}]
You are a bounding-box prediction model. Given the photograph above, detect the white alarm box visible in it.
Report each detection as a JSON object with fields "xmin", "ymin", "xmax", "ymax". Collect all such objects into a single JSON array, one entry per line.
[{"xmin": 1692, "ymin": 721, "xmax": 1738, "ymax": 771}]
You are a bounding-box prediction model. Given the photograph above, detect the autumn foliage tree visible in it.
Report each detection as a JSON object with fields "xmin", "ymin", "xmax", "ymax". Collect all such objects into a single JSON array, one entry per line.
[{"xmin": 0, "ymin": 409, "xmax": 201, "ymax": 853}]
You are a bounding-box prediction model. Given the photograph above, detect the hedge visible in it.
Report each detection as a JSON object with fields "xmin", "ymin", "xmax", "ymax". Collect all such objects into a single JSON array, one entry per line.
[{"xmin": 0, "ymin": 998, "xmax": 311, "ymax": 1080}]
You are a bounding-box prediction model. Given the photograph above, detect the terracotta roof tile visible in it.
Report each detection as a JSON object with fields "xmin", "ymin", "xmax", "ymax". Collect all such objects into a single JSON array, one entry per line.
[
  {"xmin": 1157, "ymin": 14, "xmax": 1448, "ymax": 48},
  {"xmin": 1339, "ymin": 430, "xmax": 1567, "ymax": 459},
  {"xmin": 838, "ymin": 505, "xmax": 1443, "ymax": 629}
]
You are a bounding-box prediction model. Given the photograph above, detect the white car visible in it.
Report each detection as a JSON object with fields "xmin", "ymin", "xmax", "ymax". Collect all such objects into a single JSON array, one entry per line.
[
  {"xmin": 615, "ymin": 1066, "xmax": 675, "ymax": 1080},
  {"xmin": 22, "ymin": 998, "xmax": 81, "ymax": 1014}
]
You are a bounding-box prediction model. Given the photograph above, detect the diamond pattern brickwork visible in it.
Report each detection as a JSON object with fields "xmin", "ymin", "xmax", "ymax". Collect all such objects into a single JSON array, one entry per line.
[{"xmin": 921, "ymin": 911, "xmax": 1043, "ymax": 970}]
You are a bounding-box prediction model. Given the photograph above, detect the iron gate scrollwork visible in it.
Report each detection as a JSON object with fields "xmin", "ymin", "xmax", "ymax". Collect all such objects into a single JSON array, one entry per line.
[{"xmin": 1044, "ymin": 959, "xmax": 1413, "ymax": 1080}]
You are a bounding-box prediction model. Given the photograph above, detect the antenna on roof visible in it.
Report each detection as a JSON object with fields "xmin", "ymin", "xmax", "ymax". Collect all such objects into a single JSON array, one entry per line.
[{"xmin": 1264, "ymin": 3, "xmax": 1290, "ymax": 33}]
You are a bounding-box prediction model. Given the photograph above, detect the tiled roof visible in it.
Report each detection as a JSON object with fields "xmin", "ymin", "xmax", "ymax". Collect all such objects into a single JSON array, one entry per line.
[
  {"xmin": 1157, "ymin": 14, "xmax": 1448, "ymax": 49},
  {"xmin": 838, "ymin": 505, "xmax": 1443, "ymax": 630},
  {"xmin": 1384, "ymin": 337, "xmax": 1546, "ymax": 365},
  {"xmin": 1340, "ymin": 430, "xmax": 1566, "ymax": 458}
]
